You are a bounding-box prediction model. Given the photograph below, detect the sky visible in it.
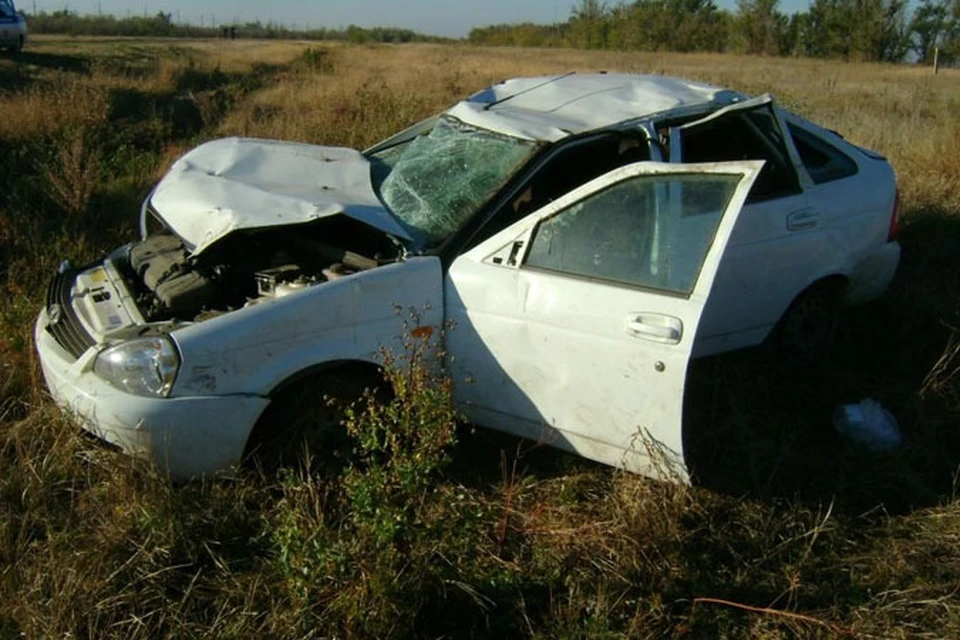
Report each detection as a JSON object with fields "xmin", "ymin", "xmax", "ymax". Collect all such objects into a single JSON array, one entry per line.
[{"xmin": 27, "ymin": 0, "xmax": 813, "ymax": 38}]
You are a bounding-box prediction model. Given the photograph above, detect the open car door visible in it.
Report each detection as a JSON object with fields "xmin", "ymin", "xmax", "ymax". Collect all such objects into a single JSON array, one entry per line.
[{"xmin": 444, "ymin": 161, "xmax": 762, "ymax": 481}]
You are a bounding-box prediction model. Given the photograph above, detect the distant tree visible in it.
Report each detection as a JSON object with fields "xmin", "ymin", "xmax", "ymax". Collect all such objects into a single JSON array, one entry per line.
[
  {"xmin": 626, "ymin": 0, "xmax": 730, "ymax": 52},
  {"xmin": 851, "ymin": 0, "xmax": 910, "ymax": 62},
  {"xmin": 25, "ymin": 9, "xmax": 449, "ymax": 44},
  {"xmin": 735, "ymin": 0, "xmax": 787, "ymax": 55},
  {"xmin": 780, "ymin": 11, "xmax": 807, "ymax": 55},
  {"xmin": 469, "ymin": 22, "xmax": 567, "ymax": 47},
  {"xmin": 468, "ymin": 0, "xmax": 925, "ymax": 62},
  {"xmin": 801, "ymin": 0, "xmax": 850, "ymax": 57},
  {"xmin": 880, "ymin": 0, "xmax": 912, "ymax": 61},
  {"xmin": 949, "ymin": 0, "xmax": 960, "ymax": 60},
  {"xmin": 798, "ymin": 0, "xmax": 907, "ymax": 61},
  {"xmin": 911, "ymin": 0, "xmax": 948, "ymax": 61},
  {"xmin": 569, "ymin": 0, "xmax": 610, "ymax": 48},
  {"xmin": 908, "ymin": 0, "xmax": 960, "ymax": 62}
]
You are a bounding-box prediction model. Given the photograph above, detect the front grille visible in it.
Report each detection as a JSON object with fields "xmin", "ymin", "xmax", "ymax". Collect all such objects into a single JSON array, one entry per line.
[{"xmin": 45, "ymin": 269, "xmax": 96, "ymax": 360}]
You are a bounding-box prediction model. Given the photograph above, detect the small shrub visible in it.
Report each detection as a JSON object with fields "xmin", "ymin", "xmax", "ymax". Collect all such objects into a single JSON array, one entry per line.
[
  {"xmin": 342, "ymin": 338, "xmax": 459, "ymax": 546},
  {"xmin": 298, "ymin": 47, "xmax": 335, "ymax": 74},
  {"xmin": 267, "ymin": 330, "xmax": 486, "ymax": 636},
  {"xmin": 40, "ymin": 128, "xmax": 102, "ymax": 217}
]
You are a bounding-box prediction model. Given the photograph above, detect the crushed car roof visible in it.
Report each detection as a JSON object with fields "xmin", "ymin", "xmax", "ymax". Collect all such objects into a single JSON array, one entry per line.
[
  {"xmin": 151, "ymin": 73, "xmax": 749, "ymax": 256},
  {"xmin": 446, "ymin": 73, "xmax": 746, "ymax": 142}
]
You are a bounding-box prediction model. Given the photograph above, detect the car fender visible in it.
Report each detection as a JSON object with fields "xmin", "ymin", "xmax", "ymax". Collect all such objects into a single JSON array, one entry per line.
[{"xmin": 170, "ymin": 257, "xmax": 444, "ymax": 398}]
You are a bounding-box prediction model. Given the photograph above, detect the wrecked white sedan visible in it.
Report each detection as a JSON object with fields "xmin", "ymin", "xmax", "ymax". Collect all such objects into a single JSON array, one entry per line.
[{"xmin": 35, "ymin": 74, "xmax": 899, "ymax": 479}]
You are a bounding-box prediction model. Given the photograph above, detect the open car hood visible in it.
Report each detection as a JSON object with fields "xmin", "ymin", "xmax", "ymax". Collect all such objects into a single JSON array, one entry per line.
[{"xmin": 149, "ymin": 138, "xmax": 412, "ymax": 255}]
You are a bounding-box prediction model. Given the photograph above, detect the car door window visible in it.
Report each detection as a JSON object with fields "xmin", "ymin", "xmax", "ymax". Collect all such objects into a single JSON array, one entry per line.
[
  {"xmin": 477, "ymin": 133, "xmax": 650, "ymax": 243},
  {"xmin": 675, "ymin": 109, "xmax": 801, "ymax": 203},
  {"xmin": 0, "ymin": 0, "xmax": 13, "ymax": 16},
  {"xmin": 788, "ymin": 125, "xmax": 858, "ymax": 184},
  {"xmin": 524, "ymin": 172, "xmax": 741, "ymax": 296}
]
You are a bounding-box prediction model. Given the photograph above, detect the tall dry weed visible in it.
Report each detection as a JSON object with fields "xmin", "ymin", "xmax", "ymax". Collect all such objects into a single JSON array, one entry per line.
[
  {"xmin": 39, "ymin": 128, "xmax": 102, "ymax": 216},
  {"xmin": 0, "ymin": 74, "xmax": 109, "ymax": 143}
]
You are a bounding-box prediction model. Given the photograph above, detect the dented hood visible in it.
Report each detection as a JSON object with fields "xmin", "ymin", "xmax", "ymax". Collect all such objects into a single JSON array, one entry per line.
[{"xmin": 149, "ymin": 138, "xmax": 411, "ymax": 255}]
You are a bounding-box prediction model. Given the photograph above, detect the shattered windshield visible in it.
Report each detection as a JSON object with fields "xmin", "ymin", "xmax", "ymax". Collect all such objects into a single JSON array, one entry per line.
[{"xmin": 369, "ymin": 116, "xmax": 538, "ymax": 249}]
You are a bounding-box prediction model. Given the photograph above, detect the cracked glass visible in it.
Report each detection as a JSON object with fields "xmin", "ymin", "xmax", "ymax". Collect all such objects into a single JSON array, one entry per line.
[{"xmin": 370, "ymin": 116, "xmax": 538, "ymax": 249}]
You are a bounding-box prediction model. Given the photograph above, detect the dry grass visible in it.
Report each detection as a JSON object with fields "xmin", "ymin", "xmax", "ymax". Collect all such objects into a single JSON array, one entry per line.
[{"xmin": 0, "ymin": 36, "xmax": 959, "ymax": 638}]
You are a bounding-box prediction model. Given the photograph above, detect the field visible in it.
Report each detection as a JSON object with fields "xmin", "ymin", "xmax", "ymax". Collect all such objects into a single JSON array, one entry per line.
[{"xmin": 1, "ymin": 36, "xmax": 959, "ymax": 638}]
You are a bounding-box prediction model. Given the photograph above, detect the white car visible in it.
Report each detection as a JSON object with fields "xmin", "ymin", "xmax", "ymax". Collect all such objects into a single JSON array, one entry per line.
[
  {"xmin": 35, "ymin": 74, "xmax": 900, "ymax": 480},
  {"xmin": 0, "ymin": 0, "xmax": 25, "ymax": 54}
]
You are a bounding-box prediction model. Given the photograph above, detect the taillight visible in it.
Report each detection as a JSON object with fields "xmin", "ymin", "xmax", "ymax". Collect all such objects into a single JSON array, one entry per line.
[{"xmin": 888, "ymin": 188, "xmax": 900, "ymax": 242}]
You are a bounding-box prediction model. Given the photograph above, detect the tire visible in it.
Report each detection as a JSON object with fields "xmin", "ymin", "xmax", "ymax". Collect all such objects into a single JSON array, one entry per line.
[
  {"xmin": 775, "ymin": 282, "xmax": 843, "ymax": 364},
  {"xmin": 243, "ymin": 368, "xmax": 382, "ymax": 473},
  {"xmin": 5, "ymin": 35, "xmax": 23, "ymax": 55}
]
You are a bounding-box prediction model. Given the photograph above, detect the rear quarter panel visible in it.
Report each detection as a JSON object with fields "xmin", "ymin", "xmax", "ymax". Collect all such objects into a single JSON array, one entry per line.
[
  {"xmin": 695, "ymin": 116, "xmax": 896, "ymax": 356},
  {"xmin": 791, "ymin": 117, "xmax": 898, "ymax": 294}
]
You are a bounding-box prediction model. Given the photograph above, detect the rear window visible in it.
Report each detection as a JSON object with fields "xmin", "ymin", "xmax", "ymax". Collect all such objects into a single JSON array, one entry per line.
[{"xmin": 788, "ymin": 125, "xmax": 858, "ymax": 185}]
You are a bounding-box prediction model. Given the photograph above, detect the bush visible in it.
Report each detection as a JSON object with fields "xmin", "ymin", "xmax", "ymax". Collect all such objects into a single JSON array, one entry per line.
[{"xmin": 267, "ymin": 333, "xmax": 505, "ymax": 636}]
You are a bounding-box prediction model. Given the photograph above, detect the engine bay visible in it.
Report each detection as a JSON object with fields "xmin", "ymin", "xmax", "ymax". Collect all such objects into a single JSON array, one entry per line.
[{"xmin": 121, "ymin": 217, "xmax": 402, "ymax": 322}]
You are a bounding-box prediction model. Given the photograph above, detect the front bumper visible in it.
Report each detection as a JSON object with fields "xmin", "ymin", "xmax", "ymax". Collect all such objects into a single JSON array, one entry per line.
[{"xmin": 35, "ymin": 308, "xmax": 269, "ymax": 478}]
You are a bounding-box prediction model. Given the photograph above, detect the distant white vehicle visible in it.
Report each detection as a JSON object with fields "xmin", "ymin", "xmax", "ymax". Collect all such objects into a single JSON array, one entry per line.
[
  {"xmin": 35, "ymin": 74, "xmax": 900, "ymax": 480},
  {"xmin": 0, "ymin": 0, "xmax": 26, "ymax": 54}
]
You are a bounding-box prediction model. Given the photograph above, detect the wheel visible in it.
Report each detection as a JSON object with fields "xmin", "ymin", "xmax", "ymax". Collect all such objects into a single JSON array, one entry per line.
[
  {"xmin": 243, "ymin": 368, "xmax": 383, "ymax": 473},
  {"xmin": 775, "ymin": 282, "xmax": 843, "ymax": 364},
  {"xmin": 6, "ymin": 35, "xmax": 23, "ymax": 55}
]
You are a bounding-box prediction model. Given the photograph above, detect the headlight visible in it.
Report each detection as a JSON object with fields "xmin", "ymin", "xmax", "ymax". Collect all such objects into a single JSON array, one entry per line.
[{"xmin": 93, "ymin": 337, "xmax": 180, "ymax": 397}]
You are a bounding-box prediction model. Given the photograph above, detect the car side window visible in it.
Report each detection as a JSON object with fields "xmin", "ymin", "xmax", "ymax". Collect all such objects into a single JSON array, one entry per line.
[
  {"xmin": 676, "ymin": 111, "xmax": 800, "ymax": 203},
  {"xmin": 0, "ymin": 0, "xmax": 11, "ymax": 16},
  {"xmin": 476, "ymin": 133, "xmax": 650, "ymax": 243},
  {"xmin": 524, "ymin": 172, "xmax": 740, "ymax": 296},
  {"xmin": 788, "ymin": 124, "xmax": 858, "ymax": 184}
]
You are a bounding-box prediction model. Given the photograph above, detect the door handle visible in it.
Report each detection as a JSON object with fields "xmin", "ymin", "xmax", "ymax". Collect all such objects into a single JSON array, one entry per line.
[
  {"xmin": 625, "ymin": 313, "xmax": 683, "ymax": 345},
  {"xmin": 786, "ymin": 208, "xmax": 819, "ymax": 231}
]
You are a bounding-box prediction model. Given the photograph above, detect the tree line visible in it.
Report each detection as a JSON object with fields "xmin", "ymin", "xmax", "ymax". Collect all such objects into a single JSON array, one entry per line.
[
  {"xmin": 18, "ymin": 3, "xmax": 960, "ymax": 64},
  {"xmin": 24, "ymin": 10, "xmax": 449, "ymax": 44},
  {"xmin": 469, "ymin": 0, "xmax": 960, "ymax": 64}
]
